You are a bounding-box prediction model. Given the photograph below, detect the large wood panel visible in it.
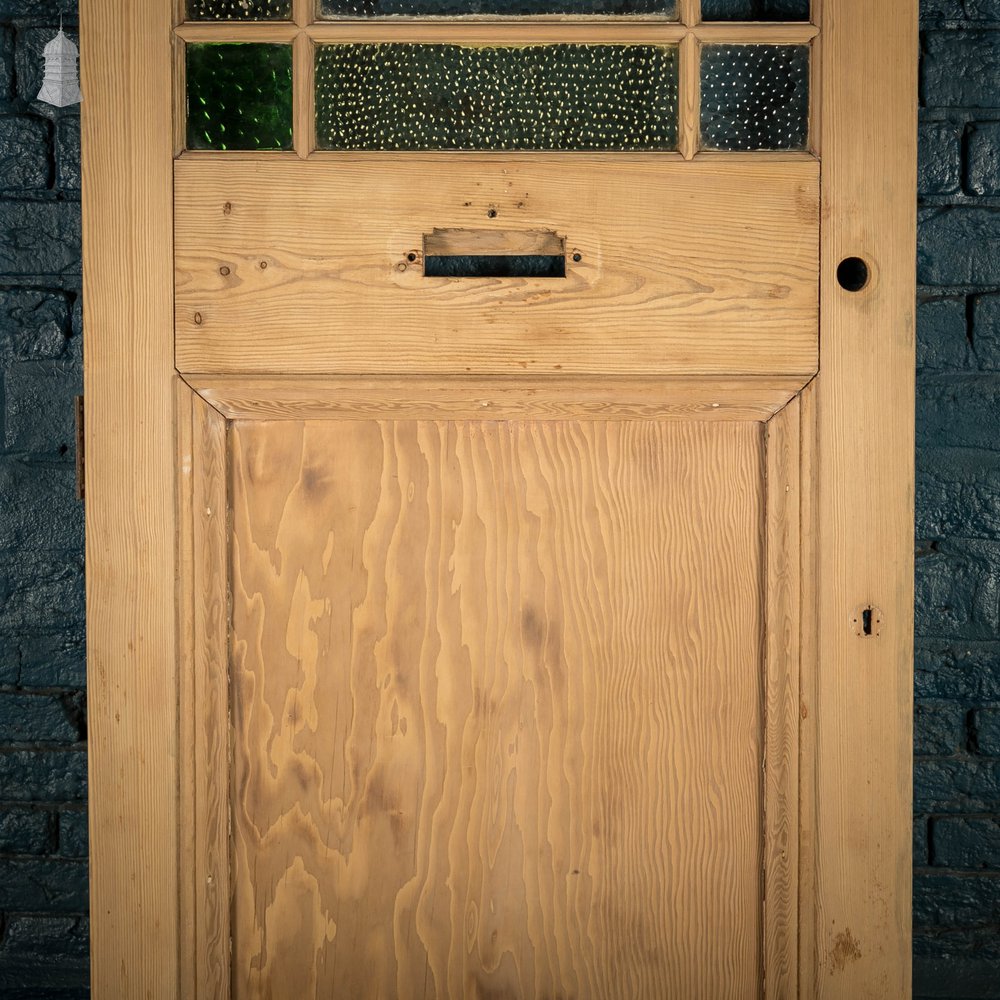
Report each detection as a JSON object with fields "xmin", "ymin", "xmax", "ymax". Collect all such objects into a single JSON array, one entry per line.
[
  {"xmin": 229, "ymin": 417, "xmax": 766, "ymax": 999},
  {"xmin": 175, "ymin": 156, "xmax": 819, "ymax": 376}
]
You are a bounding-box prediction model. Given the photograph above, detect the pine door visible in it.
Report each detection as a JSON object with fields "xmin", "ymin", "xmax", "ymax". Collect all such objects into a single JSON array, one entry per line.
[{"xmin": 82, "ymin": 1, "xmax": 916, "ymax": 997}]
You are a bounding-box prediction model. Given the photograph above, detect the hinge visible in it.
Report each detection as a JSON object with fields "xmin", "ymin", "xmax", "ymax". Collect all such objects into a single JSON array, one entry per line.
[{"xmin": 74, "ymin": 395, "xmax": 85, "ymax": 502}]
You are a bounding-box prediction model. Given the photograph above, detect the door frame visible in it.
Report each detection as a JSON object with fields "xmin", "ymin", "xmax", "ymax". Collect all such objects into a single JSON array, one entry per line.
[{"xmin": 81, "ymin": 1, "xmax": 916, "ymax": 996}]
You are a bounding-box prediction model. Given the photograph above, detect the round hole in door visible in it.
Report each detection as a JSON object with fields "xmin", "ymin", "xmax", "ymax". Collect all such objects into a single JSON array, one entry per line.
[{"xmin": 837, "ymin": 256, "xmax": 871, "ymax": 292}]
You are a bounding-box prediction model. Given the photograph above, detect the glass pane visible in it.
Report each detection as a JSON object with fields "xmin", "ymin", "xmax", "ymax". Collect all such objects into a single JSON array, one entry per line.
[
  {"xmin": 319, "ymin": 0, "xmax": 677, "ymax": 16},
  {"xmin": 701, "ymin": 0, "xmax": 809, "ymax": 19},
  {"xmin": 700, "ymin": 45, "xmax": 809, "ymax": 151},
  {"xmin": 186, "ymin": 0, "xmax": 292, "ymax": 19},
  {"xmin": 316, "ymin": 44, "xmax": 679, "ymax": 150},
  {"xmin": 186, "ymin": 43, "xmax": 293, "ymax": 151}
]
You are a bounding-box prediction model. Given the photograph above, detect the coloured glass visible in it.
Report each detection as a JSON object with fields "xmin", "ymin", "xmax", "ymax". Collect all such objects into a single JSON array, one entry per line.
[
  {"xmin": 186, "ymin": 43, "xmax": 293, "ymax": 151},
  {"xmin": 316, "ymin": 43, "xmax": 679, "ymax": 150},
  {"xmin": 700, "ymin": 44, "xmax": 809, "ymax": 150},
  {"xmin": 319, "ymin": 0, "xmax": 677, "ymax": 16},
  {"xmin": 186, "ymin": 0, "xmax": 292, "ymax": 19},
  {"xmin": 701, "ymin": 0, "xmax": 809, "ymax": 19}
]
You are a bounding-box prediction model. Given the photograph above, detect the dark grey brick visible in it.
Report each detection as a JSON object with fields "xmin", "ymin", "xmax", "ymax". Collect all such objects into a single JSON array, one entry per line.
[
  {"xmin": 917, "ymin": 373, "xmax": 1000, "ymax": 451},
  {"xmin": 914, "ymin": 758, "xmax": 1000, "ymax": 811},
  {"xmin": 0, "ymin": 289, "xmax": 71, "ymax": 360},
  {"xmin": 921, "ymin": 123, "xmax": 963, "ymax": 196},
  {"xmin": 933, "ymin": 816, "xmax": 1000, "ymax": 868},
  {"xmin": 0, "ymin": 26, "xmax": 13, "ymax": 104},
  {"xmin": 55, "ymin": 115, "xmax": 79, "ymax": 190},
  {"xmin": 923, "ymin": 32, "xmax": 1000, "ymax": 108},
  {"xmin": 0, "ymin": 463, "xmax": 83, "ymax": 551},
  {"xmin": 968, "ymin": 122, "xmax": 1000, "ymax": 196},
  {"xmin": 917, "ymin": 449, "xmax": 1000, "ymax": 540},
  {"xmin": 975, "ymin": 707, "xmax": 1000, "ymax": 754},
  {"xmin": 0, "ymin": 116, "xmax": 49, "ymax": 190},
  {"xmin": 916, "ymin": 700, "xmax": 969, "ymax": 755},
  {"xmin": 0, "ymin": 1, "xmax": 79, "ymax": 14},
  {"xmin": 3, "ymin": 361, "xmax": 81, "ymax": 456},
  {"xmin": 14, "ymin": 629, "xmax": 85, "ymax": 688},
  {"xmin": 918, "ymin": 297, "xmax": 972, "ymax": 371},
  {"xmin": 58, "ymin": 808, "xmax": 86, "ymax": 857},
  {"xmin": 0, "ymin": 914, "xmax": 89, "ymax": 963},
  {"xmin": 14, "ymin": 27, "xmax": 78, "ymax": 107},
  {"xmin": 0, "ymin": 749, "xmax": 86, "ymax": 802},
  {"xmin": 916, "ymin": 815, "xmax": 931, "ymax": 865},
  {"xmin": 0, "ymin": 858, "xmax": 87, "ymax": 912},
  {"xmin": 914, "ymin": 871, "xmax": 1000, "ymax": 927},
  {"xmin": 972, "ymin": 293, "xmax": 1000, "ymax": 370},
  {"xmin": 915, "ymin": 539, "xmax": 1000, "ymax": 640},
  {"xmin": 0, "ymin": 199, "xmax": 80, "ymax": 277},
  {"xmin": 916, "ymin": 642, "xmax": 1000, "ymax": 701},
  {"xmin": 0, "ymin": 692, "xmax": 78, "ymax": 743},
  {"xmin": 0, "ymin": 807, "xmax": 50, "ymax": 854},
  {"xmin": 919, "ymin": 207, "xmax": 1000, "ymax": 286},
  {"xmin": 0, "ymin": 550, "xmax": 84, "ymax": 631},
  {"xmin": 920, "ymin": 0, "xmax": 966, "ymax": 18}
]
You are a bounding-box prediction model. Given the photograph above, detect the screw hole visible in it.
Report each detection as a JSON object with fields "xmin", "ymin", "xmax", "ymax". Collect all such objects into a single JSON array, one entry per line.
[
  {"xmin": 487, "ymin": 207, "xmax": 498, "ymax": 219},
  {"xmin": 220, "ymin": 265, "xmax": 230, "ymax": 276},
  {"xmin": 572, "ymin": 252, "xmax": 583, "ymax": 263},
  {"xmin": 407, "ymin": 252, "xmax": 417, "ymax": 263},
  {"xmin": 837, "ymin": 256, "xmax": 870, "ymax": 292}
]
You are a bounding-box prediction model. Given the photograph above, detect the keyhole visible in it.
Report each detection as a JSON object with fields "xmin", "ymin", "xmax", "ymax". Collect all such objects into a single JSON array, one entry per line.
[
  {"xmin": 861, "ymin": 608, "xmax": 873, "ymax": 636},
  {"xmin": 852, "ymin": 604, "xmax": 883, "ymax": 638}
]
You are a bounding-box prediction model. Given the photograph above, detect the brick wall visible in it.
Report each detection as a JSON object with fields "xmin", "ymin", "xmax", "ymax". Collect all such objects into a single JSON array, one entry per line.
[
  {"xmin": 0, "ymin": 0, "xmax": 87, "ymax": 997},
  {"xmin": 0, "ymin": 1, "xmax": 997, "ymax": 997},
  {"xmin": 916, "ymin": 2, "xmax": 1000, "ymax": 998}
]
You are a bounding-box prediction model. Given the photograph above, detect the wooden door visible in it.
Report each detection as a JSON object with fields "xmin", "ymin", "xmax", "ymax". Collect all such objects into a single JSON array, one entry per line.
[{"xmin": 82, "ymin": 1, "xmax": 916, "ymax": 998}]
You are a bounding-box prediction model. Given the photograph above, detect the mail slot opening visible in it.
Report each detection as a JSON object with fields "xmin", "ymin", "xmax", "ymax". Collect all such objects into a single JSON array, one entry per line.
[{"xmin": 421, "ymin": 227, "xmax": 568, "ymax": 279}]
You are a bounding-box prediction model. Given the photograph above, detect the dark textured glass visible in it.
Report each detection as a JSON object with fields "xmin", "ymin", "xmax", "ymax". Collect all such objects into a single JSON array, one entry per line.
[
  {"xmin": 186, "ymin": 43, "xmax": 293, "ymax": 151},
  {"xmin": 320, "ymin": 0, "xmax": 676, "ymax": 15},
  {"xmin": 700, "ymin": 45, "xmax": 809, "ymax": 150},
  {"xmin": 701, "ymin": 0, "xmax": 809, "ymax": 18},
  {"xmin": 316, "ymin": 44, "xmax": 678, "ymax": 150},
  {"xmin": 186, "ymin": 0, "xmax": 292, "ymax": 19}
]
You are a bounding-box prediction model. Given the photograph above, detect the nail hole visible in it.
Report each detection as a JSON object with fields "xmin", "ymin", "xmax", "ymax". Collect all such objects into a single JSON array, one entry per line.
[
  {"xmin": 572, "ymin": 252, "xmax": 583, "ymax": 263},
  {"xmin": 219, "ymin": 265, "xmax": 230, "ymax": 276},
  {"xmin": 194, "ymin": 312, "xmax": 203, "ymax": 325},
  {"xmin": 259, "ymin": 260, "xmax": 268, "ymax": 270},
  {"xmin": 487, "ymin": 208, "xmax": 498, "ymax": 219},
  {"xmin": 223, "ymin": 202, "xmax": 232, "ymax": 215},
  {"xmin": 837, "ymin": 256, "xmax": 870, "ymax": 292},
  {"xmin": 407, "ymin": 252, "xmax": 418, "ymax": 263}
]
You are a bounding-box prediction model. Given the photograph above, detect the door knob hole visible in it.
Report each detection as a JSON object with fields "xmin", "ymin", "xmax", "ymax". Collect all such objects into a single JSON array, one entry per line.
[{"xmin": 837, "ymin": 256, "xmax": 870, "ymax": 292}]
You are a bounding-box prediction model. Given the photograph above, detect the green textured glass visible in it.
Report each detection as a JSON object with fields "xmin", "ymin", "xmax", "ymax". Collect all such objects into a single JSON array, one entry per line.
[
  {"xmin": 320, "ymin": 0, "xmax": 676, "ymax": 15},
  {"xmin": 186, "ymin": 43, "xmax": 293, "ymax": 151},
  {"xmin": 186, "ymin": 0, "xmax": 292, "ymax": 19},
  {"xmin": 700, "ymin": 45, "xmax": 809, "ymax": 150},
  {"xmin": 701, "ymin": 0, "xmax": 809, "ymax": 18},
  {"xmin": 315, "ymin": 44, "xmax": 679, "ymax": 150}
]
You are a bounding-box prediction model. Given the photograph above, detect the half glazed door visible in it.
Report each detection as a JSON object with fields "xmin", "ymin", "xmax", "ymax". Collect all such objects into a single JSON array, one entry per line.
[{"xmin": 82, "ymin": 1, "xmax": 916, "ymax": 998}]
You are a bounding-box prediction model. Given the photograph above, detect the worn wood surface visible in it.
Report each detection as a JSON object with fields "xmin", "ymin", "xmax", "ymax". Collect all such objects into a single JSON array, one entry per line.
[
  {"xmin": 813, "ymin": 0, "xmax": 916, "ymax": 994},
  {"xmin": 82, "ymin": 0, "xmax": 179, "ymax": 996},
  {"xmin": 228, "ymin": 417, "xmax": 766, "ymax": 999},
  {"xmin": 184, "ymin": 374, "xmax": 808, "ymax": 422},
  {"xmin": 175, "ymin": 156, "xmax": 819, "ymax": 376}
]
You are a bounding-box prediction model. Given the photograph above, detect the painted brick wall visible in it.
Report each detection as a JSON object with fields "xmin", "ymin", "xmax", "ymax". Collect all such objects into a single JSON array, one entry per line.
[
  {"xmin": 0, "ymin": 0, "xmax": 88, "ymax": 997},
  {"xmin": 916, "ymin": 2, "xmax": 1000, "ymax": 998},
  {"xmin": 0, "ymin": 1, "xmax": 998, "ymax": 998}
]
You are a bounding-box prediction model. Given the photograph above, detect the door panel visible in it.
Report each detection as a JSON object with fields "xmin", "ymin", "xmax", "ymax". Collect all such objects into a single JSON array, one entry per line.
[
  {"xmin": 229, "ymin": 417, "xmax": 764, "ymax": 999},
  {"xmin": 175, "ymin": 157, "xmax": 819, "ymax": 376}
]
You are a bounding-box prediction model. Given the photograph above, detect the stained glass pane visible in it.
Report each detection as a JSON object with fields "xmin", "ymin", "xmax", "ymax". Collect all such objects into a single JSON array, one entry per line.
[
  {"xmin": 315, "ymin": 44, "xmax": 678, "ymax": 150},
  {"xmin": 319, "ymin": 0, "xmax": 677, "ymax": 16},
  {"xmin": 701, "ymin": 0, "xmax": 809, "ymax": 19},
  {"xmin": 186, "ymin": 43, "xmax": 293, "ymax": 151},
  {"xmin": 187, "ymin": 0, "xmax": 292, "ymax": 19},
  {"xmin": 700, "ymin": 45, "xmax": 809, "ymax": 151}
]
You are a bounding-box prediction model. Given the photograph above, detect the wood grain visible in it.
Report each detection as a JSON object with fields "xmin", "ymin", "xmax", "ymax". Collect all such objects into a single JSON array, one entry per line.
[
  {"xmin": 184, "ymin": 374, "xmax": 809, "ymax": 422},
  {"xmin": 174, "ymin": 156, "xmax": 819, "ymax": 376},
  {"xmin": 813, "ymin": 0, "xmax": 916, "ymax": 993},
  {"xmin": 229, "ymin": 417, "xmax": 766, "ymax": 999},
  {"xmin": 764, "ymin": 395, "xmax": 802, "ymax": 999},
  {"xmin": 81, "ymin": 0, "xmax": 179, "ymax": 996}
]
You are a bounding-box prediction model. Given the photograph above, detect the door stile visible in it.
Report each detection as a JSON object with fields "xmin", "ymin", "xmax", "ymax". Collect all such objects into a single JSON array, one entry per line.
[{"xmin": 814, "ymin": 0, "xmax": 916, "ymax": 994}]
